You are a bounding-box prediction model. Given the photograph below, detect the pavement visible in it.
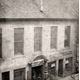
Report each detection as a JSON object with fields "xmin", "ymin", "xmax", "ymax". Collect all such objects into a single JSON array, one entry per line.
[
  {"xmin": 59, "ymin": 74, "xmax": 79, "ymax": 80},
  {"xmin": 59, "ymin": 76, "xmax": 74, "ymax": 80}
]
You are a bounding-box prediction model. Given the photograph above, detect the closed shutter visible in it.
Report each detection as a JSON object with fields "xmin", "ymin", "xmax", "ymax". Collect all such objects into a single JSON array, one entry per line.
[{"xmin": 27, "ymin": 71, "xmax": 31, "ymax": 80}]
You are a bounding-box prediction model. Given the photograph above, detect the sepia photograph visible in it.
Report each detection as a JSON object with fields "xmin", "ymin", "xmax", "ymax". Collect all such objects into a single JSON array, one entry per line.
[{"xmin": 0, "ymin": 0, "xmax": 79, "ymax": 80}]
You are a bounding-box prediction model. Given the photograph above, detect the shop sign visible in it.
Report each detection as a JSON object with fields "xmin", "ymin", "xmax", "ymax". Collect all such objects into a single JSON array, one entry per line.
[
  {"xmin": 51, "ymin": 63, "xmax": 55, "ymax": 67},
  {"xmin": 32, "ymin": 59, "xmax": 44, "ymax": 67},
  {"xmin": 65, "ymin": 60, "xmax": 69, "ymax": 64}
]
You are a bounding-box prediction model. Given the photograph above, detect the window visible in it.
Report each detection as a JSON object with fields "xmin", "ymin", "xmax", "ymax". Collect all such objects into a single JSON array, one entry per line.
[
  {"xmin": 34, "ymin": 27, "xmax": 42, "ymax": 51},
  {"xmin": 0, "ymin": 29, "xmax": 2, "ymax": 58},
  {"xmin": 50, "ymin": 26, "xmax": 57, "ymax": 49},
  {"xmin": 14, "ymin": 68, "xmax": 25, "ymax": 80},
  {"xmin": 14, "ymin": 28, "xmax": 24, "ymax": 55},
  {"xmin": 64, "ymin": 26, "xmax": 70, "ymax": 47},
  {"xmin": 48, "ymin": 61, "xmax": 56, "ymax": 76},
  {"xmin": 2, "ymin": 71, "xmax": 10, "ymax": 80}
]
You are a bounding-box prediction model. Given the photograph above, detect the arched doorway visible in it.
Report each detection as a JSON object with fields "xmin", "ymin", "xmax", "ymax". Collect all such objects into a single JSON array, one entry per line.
[{"xmin": 28, "ymin": 55, "xmax": 48, "ymax": 80}]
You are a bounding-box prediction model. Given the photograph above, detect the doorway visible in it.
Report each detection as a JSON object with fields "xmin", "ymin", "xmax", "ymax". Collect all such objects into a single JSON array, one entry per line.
[
  {"xmin": 32, "ymin": 66, "xmax": 43, "ymax": 80},
  {"xmin": 2, "ymin": 71, "xmax": 10, "ymax": 80},
  {"xmin": 58, "ymin": 59, "xmax": 63, "ymax": 77}
]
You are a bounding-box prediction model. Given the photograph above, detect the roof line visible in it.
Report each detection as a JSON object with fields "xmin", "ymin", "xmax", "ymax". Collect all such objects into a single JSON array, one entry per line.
[{"xmin": 61, "ymin": 0, "xmax": 79, "ymax": 18}]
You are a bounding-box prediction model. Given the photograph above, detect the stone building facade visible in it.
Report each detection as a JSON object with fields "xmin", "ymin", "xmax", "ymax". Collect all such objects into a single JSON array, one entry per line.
[{"xmin": 0, "ymin": 0, "xmax": 79, "ymax": 80}]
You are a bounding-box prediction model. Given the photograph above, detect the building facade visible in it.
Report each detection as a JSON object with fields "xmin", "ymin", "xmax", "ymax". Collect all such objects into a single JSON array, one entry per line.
[{"xmin": 0, "ymin": 0, "xmax": 79, "ymax": 80}]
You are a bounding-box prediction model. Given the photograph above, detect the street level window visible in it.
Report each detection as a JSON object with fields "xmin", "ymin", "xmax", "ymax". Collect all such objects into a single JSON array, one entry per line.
[
  {"xmin": 64, "ymin": 26, "xmax": 70, "ymax": 47},
  {"xmin": 0, "ymin": 29, "xmax": 2, "ymax": 58},
  {"xmin": 2, "ymin": 71, "xmax": 10, "ymax": 80},
  {"xmin": 50, "ymin": 26, "xmax": 57, "ymax": 49},
  {"xmin": 48, "ymin": 61, "xmax": 56, "ymax": 76},
  {"xmin": 14, "ymin": 28, "xmax": 24, "ymax": 55},
  {"xmin": 65, "ymin": 57, "xmax": 72, "ymax": 76},
  {"xmin": 14, "ymin": 68, "xmax": 25, "ymax": 80},
  {"xmin": 34, "ymin": 27, "xmax": 42, "ymax": 51}
]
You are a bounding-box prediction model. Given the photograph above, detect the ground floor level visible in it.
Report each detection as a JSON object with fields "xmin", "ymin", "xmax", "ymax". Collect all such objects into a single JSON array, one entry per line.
[{"xmin": 0, "ymin": 51, "xmax": 76, "ymax": 80}]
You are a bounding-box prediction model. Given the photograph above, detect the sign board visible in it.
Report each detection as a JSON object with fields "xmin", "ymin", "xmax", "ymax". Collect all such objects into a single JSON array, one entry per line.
[
  {"xmin": 32, "ymin": 59, "xmax": 44, "ymax": 67},
  {"xmin": 51, "ymin": 63, "xmax": 55, "ymax": 67},
  {"xmin": 65, "ymin": 60, "xmax": 69, "ymax": 64}
]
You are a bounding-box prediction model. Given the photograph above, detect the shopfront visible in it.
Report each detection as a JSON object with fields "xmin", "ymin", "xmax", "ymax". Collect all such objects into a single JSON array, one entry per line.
[{"xmin": 27, "ymin": 55, "xmax": 48, "ymax": 80}]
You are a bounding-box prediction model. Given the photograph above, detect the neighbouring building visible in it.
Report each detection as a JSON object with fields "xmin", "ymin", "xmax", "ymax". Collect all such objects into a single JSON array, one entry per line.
[{"xmin": 0, "ymin": 0, "xmax": 79, "ymax": 80}]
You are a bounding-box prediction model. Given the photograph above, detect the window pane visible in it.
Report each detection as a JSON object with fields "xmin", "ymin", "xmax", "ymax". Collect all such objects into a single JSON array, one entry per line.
[
  {"xmin": 51, "ymin": 27, "xmax": 57, "ymax": 38},
  {"xmin": 14, "ymin": 42, "xmax": 23, "ymax": 54},
  {"xmin": 51, "ymin": 27, "xmax": 57, "ymax": 49},
  {"xmin": 50, "ymin": 38, "xmax": 57, "ymax": 49},
  {"xmin": 34, "ymin": 27, "xmax": 42, "ymax": 39},
  {"xmin": 34, "ymin": 27, "xmax": 42, "ymax": 51},
  {"xmin": 14, "ymin": 28, "xmax": 24, "ymax": 41},
  {"xmin": 64, "ymin": 26, "xmax": 70, "ymax": 47},
  {"xmin": 34, "ymin": 40, "xmax": 42, "ymax": 51}
]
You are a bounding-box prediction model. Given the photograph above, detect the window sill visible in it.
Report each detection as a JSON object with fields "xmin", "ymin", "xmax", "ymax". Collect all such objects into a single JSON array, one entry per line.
[
  {"xmin": 12, "ymin": 54, "xmax": 25, "ymax": 59},
  {"xmin": 50, "ymin": 48, "xmax": 57, "ymax": 52},
  {"xmin": 34, "ymin": 51, "xmax": 42, "ymax": 54}
]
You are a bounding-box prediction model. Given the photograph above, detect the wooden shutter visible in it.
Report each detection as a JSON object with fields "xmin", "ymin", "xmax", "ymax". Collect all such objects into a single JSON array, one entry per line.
[{"xmin": 27, "ymin": 71, "xmax": 31, "ymax": 80}]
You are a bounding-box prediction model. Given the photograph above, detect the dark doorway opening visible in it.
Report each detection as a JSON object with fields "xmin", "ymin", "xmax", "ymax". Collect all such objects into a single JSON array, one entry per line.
[
  {"xmin": 32, "ymin": 66, "xmax": 43, "ymax": 80},
  {"xmin": 58, "ymin": 59, "xmax": 63, "ymax": 77},
  {"xmin": 2, "ymin": 71, "xmax": 10, "ymax": 80}
]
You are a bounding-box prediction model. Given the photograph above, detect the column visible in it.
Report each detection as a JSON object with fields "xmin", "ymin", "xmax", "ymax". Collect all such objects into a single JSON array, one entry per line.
[
  {"xmin": 56, "ymin": 60, "xmax": 58, "ymax": 77},
  {"xmin": 25, "ymin": 67, "xmax": 27, "ymax": 80},
  {"xmin": 10, "ymin": 70, "xmax": 14, "ymax": 80},
  {"xmin": 63, "ymin": 58, "xmax": 65, "ymax": 77}
]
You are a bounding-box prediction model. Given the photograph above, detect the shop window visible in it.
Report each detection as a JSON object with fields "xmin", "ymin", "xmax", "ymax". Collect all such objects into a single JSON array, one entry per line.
[
  {"xmin": 0, "ymin": 29, "xmax": 2, "ymax": 58},
  {"xmin": 50, "ymin": 26, "xmax": 57, "ymax": 49},
  {"xmin": 34, "ymin": 27, "xmax": 42, "ymax": 51},
  {"xmin": 58, "ymin": 59, "xmax": 63, "ymax": 77},
  {"xmin": 64, "ymin": 26, "xmax": 70, "ymax": 47},
  {"xmin": 48, "ymin": 61, "xmax": 56, "ymax": 76},
  {"xmin": 2, "ymin": 71, "xmax": 10, "ymax": 80},
  {"xmin": 14, "ymin": 28, "xmax": 24, "ymax": 55},
  {"xmin": 65, "ymin": 57, "xmax": 72, "ymax": 76},
  {"xmin": 14, "ymin": 68, "xmax": 25, "ymax": 80}
]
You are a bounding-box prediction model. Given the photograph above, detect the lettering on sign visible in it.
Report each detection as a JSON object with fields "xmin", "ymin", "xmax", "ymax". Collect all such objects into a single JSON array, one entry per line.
[
  {"xmin": 32, "ymin": 59, "xmax": 44, "ymax": 67},
  {"xmin": 65, "ymin": 60, "xmax": 69, "ymax": 64},
  {"xmin": 51, "ymin": 63, "xmax": 55, "ymax": 67}
]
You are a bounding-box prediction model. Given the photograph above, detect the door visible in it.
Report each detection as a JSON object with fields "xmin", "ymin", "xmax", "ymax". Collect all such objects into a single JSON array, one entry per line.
[
  {"xmin": 58, "ymin": 59, "xmax": 63, "ymax": 77},
  {"xmin": 32, "ymin": 66, "xmax": 43, "ymax": 80}
]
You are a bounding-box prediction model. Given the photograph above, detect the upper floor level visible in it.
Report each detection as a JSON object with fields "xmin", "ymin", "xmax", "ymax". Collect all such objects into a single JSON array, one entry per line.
[{"xmin": 0, "ymin": 20, "xmax": 78, "ymax": 60}]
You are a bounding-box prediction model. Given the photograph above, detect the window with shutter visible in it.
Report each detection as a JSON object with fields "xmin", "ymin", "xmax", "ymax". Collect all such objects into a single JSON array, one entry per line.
[
  {"xmin": 64, "ymin": 26, "xmax": 70, "ymax": 47},
  {"xmin": 50, "ymin": 26, "xmax": 57, "ymax": 49},
  {"xmin": 14, "ymin": 28, "xmax": 24, "ymax": 55},
  {"xmin": 34, "ymin": 27, "xmax": 42, "ymax": 52},
  {"xmin": 0, "ymin": 29, "xmax": 2, "ymax": 58}
]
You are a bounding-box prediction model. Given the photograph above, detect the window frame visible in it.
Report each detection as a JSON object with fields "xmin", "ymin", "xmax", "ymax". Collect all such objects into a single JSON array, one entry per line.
[
  {"xmin": 34, "ymin": 27, "xmax": 42, "ymax": 52},
  {"xmin": 14, "ymin": 28, "xmax": 24, "ymax": 55},
  {"xmin": 64, "ymin": 26, "xmax": 70, "ymax": 48},
  {"xmin": 50, "ymin": 26, "xmax": 57, "ymax": 49}
]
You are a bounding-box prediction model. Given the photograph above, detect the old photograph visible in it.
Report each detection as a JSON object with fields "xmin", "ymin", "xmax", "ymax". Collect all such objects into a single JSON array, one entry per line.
[{"xmin": 0, "ymin": 0, "xmax": 79, "ymax": 80}]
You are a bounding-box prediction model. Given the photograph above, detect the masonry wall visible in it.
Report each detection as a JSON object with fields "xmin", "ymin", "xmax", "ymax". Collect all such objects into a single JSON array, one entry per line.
[{"xmin": 0, "ymin": 20, "xmax": 78, "ymax": 80}]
